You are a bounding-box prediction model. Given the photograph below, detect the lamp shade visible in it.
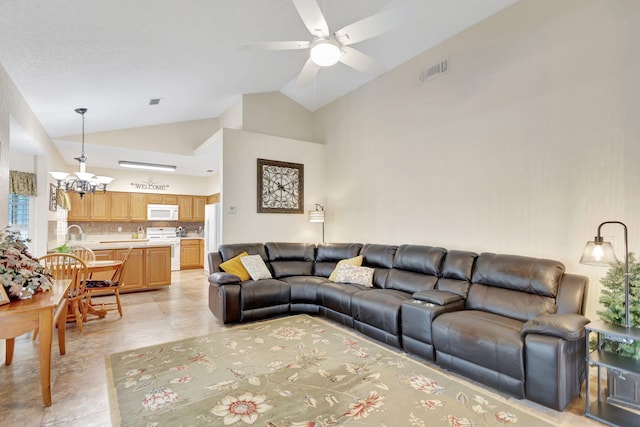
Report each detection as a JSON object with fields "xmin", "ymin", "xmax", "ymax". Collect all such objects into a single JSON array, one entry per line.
[
  {"xmin": 579, "ymin": 241, "xmax": 619, "ymax": 266},
  {"xmin": 309, "ymin": 210, "xmax": 325, "ymax": 223}
]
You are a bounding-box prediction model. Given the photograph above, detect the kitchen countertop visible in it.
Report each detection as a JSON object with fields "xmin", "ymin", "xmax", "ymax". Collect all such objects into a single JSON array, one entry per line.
[{"xmin": 66, "ymin": 240, "xmax": 173, "ymax": 250}]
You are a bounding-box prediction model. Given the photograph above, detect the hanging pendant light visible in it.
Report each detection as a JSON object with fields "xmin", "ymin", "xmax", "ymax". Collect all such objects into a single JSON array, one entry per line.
[{"xmin": 49, "ymin": 108, "xmax": 114, "ymax": 199}]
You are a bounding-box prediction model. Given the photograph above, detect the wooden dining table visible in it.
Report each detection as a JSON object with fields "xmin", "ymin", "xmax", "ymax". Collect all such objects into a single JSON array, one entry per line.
[{"xmin": 0, "ymin": 279, "xmax": 71, "ymax": 407}]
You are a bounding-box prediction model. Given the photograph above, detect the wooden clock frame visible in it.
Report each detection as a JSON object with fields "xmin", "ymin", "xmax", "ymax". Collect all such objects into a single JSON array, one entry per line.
[{"xmin": 257, "ymin": 158, "xmax": 304, "ymax": 214}]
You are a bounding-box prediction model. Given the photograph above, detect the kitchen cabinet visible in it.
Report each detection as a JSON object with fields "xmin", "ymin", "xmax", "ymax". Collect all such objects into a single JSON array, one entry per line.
[
  {"xmin": 68, "ymin": 191, "xmax": 110, "ymax": 221},
  {"xmin": 177, "ymin": 195, "xmax": 206, "ymax": 222},
  {"xmin": 193, "ymin": 196, "xmax": 206, "ymax": 221},
  {"xmin": 130, "ymin": 193, "xmax": 147, "ymax": 221},
  {"xmin": 68, "ymin": 191, "xmax": 205, "ymax": 223},
  {"xmin": 147, "ymin": 194, "xmax": 178, "ymax": 205},
  {"xmin": 178, "ymin": 195, "xmax": 193, "ymax": 221},
  {"xmin": 180, "ymin": 239, "xmax": 203, "ymax": 269},
  {"xmin": 116, "ymin": 248, "xmax": 144, "ymax": 290},
  {"xmin": 207, "ymin": 193, "xmax": 220, "ymax": 204},
  {"xmin": 146, "ymin": 246, "xmax": 172, "ymax": 287},
  {"xmin": 93, "ymin": 246, "xmax": 170, "ymax": 291},
  {"xmin": 110, "ymin": 192, "xmax": 147, "ymax": 222}
]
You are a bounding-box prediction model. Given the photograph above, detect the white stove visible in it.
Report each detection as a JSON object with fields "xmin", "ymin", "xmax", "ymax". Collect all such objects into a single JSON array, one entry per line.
[{"xmin": 147, "ymin": 227, "xmax": 180, "ymax": 271}]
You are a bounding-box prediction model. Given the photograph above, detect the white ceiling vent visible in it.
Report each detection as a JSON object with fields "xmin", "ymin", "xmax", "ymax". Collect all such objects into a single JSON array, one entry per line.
[{"xmin": 419, "ymin": 58, "xmax": 449, "ymax": 83}]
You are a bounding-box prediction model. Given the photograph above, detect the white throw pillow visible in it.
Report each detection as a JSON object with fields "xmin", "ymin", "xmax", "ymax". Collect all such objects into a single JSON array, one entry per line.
[
  {"xmin": 334, "ymin": 264, "xmax": 374, "ymax": 287},
  {"xmin": 240, "ymin": 255, "xmax": 273, "ymax": 280}
]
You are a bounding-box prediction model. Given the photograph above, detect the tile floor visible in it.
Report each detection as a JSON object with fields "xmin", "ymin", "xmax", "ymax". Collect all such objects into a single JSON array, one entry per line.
[{"xmin": 0, "ymin": 270, "xmax": 602, "ymax": 426}]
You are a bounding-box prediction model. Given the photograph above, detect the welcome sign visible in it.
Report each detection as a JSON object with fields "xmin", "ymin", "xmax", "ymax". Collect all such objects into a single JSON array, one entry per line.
[{"xmin": 130, "ymin": 179, "xmax": 170, "ymax": 191}]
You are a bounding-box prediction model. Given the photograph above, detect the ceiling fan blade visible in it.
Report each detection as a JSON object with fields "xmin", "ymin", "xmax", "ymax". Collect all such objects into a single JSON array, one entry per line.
[
  {"xmin": 292, "ymin": 0, "xmax": 329, "ymax": 37},
  {"xmin": 334, "ymin": 6, "xmax": 413, "ymax": 46},
  {"xmin": 238, "ymin": 41, "xmax": 310, "ymax": 51},
  {"xmin": 296, "ymin": 57, "xmax": 319, "ymax": 88},
  {"xmin": 339, "ymin": 46, "xmax": 383, "ymax": 75}
]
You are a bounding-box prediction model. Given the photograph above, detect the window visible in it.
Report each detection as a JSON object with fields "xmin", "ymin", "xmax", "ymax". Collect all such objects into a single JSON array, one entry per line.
[{"xmin": 8, "ymin": 193, "xmax": 30, "ymax": 240}]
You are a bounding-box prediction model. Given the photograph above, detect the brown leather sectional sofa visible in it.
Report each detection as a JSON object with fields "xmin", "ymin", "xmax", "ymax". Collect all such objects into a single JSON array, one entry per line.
[{"xmin": 207, "ymin": 242, "xmax": 589, "ymax": 411}]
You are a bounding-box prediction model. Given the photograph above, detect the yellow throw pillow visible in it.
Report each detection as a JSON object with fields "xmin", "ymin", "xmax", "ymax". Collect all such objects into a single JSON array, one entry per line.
[
  {"xmin": 219, "ymin": 252, "xmax": 251, "ymax": 281},
  {"xmin": 328, "ymin": 255, "xmax": 363, "ymax": 282}
]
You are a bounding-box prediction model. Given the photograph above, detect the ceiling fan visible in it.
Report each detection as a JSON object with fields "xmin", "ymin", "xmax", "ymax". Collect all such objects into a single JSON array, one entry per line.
[{"xmin": 242, "ymin": 0, "xmax": 413, "ymax": 87}]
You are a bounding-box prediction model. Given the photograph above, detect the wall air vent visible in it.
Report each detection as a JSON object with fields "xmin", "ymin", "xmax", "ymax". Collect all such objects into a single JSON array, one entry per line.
[{"xmin": 419, "ymin": 58, "xmax": 449, "ymax": 83}]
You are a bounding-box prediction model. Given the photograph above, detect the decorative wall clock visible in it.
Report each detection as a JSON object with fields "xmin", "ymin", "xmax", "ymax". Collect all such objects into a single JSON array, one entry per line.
[{"xmin": 257, "ymin": 158, "xmax": 304, "ymax": 214}]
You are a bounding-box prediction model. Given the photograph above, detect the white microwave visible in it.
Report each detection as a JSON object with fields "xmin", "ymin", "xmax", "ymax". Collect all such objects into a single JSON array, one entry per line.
[{"xmin": 147, "ymin": 204, "xmax": 179, "ymax": 221}]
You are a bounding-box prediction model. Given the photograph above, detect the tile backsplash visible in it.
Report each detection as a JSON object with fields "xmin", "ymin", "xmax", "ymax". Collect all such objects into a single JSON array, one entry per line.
[{"xmin": 66, "ymin": 221, "xmax": 204, "ymax": 238}]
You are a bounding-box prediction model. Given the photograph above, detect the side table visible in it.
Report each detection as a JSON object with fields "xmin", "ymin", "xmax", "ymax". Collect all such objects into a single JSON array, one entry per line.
[{"xmin": 584, "ymin": 320, "xmax": 640, "ymax": 426}]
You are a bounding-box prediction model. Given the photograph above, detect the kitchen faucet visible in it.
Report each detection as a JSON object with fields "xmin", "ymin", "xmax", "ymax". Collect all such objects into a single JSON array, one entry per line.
[{"xmin": 67, "ymin": 224, "xmax": 84, "ymax": 241}]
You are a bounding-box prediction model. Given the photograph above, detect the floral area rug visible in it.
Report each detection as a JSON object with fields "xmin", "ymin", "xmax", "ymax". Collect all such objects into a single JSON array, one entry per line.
[{"xmin": 106, "ymin": 314, "xmax": 552, "ymax": 426}]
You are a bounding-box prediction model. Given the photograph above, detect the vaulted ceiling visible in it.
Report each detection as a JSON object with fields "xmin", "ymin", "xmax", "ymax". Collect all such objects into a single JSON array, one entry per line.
[{"xmin": 1, "ymin": 0, "xmax": 518, "ymax": 175}]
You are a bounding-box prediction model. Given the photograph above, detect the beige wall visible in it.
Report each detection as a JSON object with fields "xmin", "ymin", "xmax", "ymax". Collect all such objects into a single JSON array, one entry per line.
[
  {"xmin": 313, "ymin": 0, "xmax": 640, "ymax": 319},
  {"xmin": 242, "ymin": 92, "xmax": 314, "ymax": 141},
  {"xmin": 89, "ymin": 166, "xmax": 210, "ymax": 195},
  {"xmin": 58, "ymin": 117, "xmax": 220, "ymax": 154},
  {"xmin": 1, "ymin": 64, "xmax": 68, "ymax": 254},
  {"xmin": 220, "ymin": 128, "xmax": 325, "ymax": 244}
]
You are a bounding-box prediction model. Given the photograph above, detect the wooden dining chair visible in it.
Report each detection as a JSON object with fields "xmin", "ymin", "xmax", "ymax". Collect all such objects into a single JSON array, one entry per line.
[
  {"xmin": 38, "ymin": 253, "xmax": 88, "ymax": 334},
  {"xmin": 70, "ymin": 245, "xmax": 96, "ymax": 264},
  {"xmin": 83, "ymin": 247, "xmax": 132, "ymax": 320}
]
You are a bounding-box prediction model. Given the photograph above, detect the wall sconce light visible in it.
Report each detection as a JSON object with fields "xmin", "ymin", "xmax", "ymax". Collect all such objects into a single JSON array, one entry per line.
[
  {"xmin": 309, "ymin": 203, "xmax": 325, "ymax": 243},
  {"xmin": 580, "ymin": 220, "xmax": 630, "ymax": 328}
]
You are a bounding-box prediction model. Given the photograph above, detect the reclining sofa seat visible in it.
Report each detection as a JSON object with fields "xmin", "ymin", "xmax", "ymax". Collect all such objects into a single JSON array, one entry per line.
[
  {"xmin": 317, "ymin": 243, "xmax": 397, "ymax": 327},
  {"xmin": 401, "ymin": 249, "xmax": 478, "ymax": 360},
  {"xmin": 285, "ymin": 242, "xmax": 362, "ymax": 315},
  {"xmin": 430, "ymin": 253, "xmax": 588, "ymax": 410},
  {"xmin": 209, "ymin": 243, "xmax": 291, "ymax": 323},
  {"xmin": 351, "ymin": 244, "xmax": 445, "ymax": 347}
]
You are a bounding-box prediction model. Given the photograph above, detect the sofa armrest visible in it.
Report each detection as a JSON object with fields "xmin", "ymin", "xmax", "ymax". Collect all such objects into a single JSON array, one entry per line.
[
  {"xmin": 209, "ymin": 272, "xmax": 242, "ymax": 285},
  {"xmin": 412, "ymin": 290, "xmax": 463, "ymax": 306},
  {"xmin": 522, "ymin": 313, "xmax": 590, "ymax": 341}
]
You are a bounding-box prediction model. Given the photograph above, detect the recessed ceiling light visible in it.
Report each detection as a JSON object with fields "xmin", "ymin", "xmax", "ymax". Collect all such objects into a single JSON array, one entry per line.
[
  {"xmin": 149, "ymin": 98, "xmax": 161, "ymax": 105},
  {"xmin": 119, "ymin": 161, "xmax": 176, "ymax": 171}
]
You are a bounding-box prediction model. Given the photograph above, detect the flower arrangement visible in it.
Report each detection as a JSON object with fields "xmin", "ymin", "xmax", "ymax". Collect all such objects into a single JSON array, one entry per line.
[{"xmin": 0, "ymin": 227, "xmax": 53, "ymax": 299}]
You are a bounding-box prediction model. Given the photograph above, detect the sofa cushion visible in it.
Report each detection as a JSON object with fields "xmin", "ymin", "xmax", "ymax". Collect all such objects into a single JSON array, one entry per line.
[
  {"xmin": 472, "ymin": 253, "xmax": 564, "ymax": 298},
  {"xmin": 239, "ymin": 279, "xmax": 290, "ymax": 311},
  {"xmin": 393, "ymin": 245, "xmax": 446, "ymax": 275},
  {"xmin": 317, "ymin": 281, "xmax": 369, "ymax": 316},
  {"xmin": 219, "ymin": 252, "xmax": 250, "ymax": 281},
  {"xmin": 265, "ymin": 242, "xmax": 315, "ymax": 278},
  {"xmin": 467, "ymin": 283, "xmax": 557, "ymax": 322},
  {"xmin": 385, "ymin": 245, "xmax": 444, "ymax": 293},
  {"xmin": 328, "ymin": 255, "xmax": 363, "ymax": 282},
  {"xmin": 351, "ymin": 289, "xmax": 413, "ymax": 347},
  {"xmin": 241, "ymin": 255, "xmax": 273, "ymax": 281},
  {"xmin": 314, "ymin": 243, "xmax": 363, "ymax": 277},
  {"xmin": 361, "ymin": 244, "xmax": 397, "ymax": 288},
  {"xmin": 283, "ymin": 276, "xmax": 329, "ymax": 304},
  {"xmin": 220, "ymin": 243, "xmax": 268, "ymax": 263},
  {"xmin": 432, "ymin": 310, "xmax": 525, "ymax": 382},
  {"xmin": 436, "ymin": 250, "xmax": 478, "ymax": 297}
]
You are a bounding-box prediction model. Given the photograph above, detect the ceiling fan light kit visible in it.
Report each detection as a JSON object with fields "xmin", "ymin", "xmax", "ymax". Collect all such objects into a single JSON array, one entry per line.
[
  {"xmin": 310, "ymin": 38, "xmax": 341, "ymax": 67},
  {"xmin": 243, "ymin": 0, "xmax": 412, "ymax": 86}
]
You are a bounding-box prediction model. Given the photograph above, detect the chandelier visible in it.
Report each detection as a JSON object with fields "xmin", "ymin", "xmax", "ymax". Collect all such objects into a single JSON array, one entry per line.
[{"xmin": 49, "ymin": 108, "xmax": 113, "ymax": 198}]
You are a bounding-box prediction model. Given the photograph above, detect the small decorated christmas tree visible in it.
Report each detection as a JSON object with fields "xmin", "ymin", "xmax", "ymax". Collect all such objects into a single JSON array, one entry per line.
[{"xmin": 597, "ymin": 252, "xmax": 640, "ymax": 359}]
